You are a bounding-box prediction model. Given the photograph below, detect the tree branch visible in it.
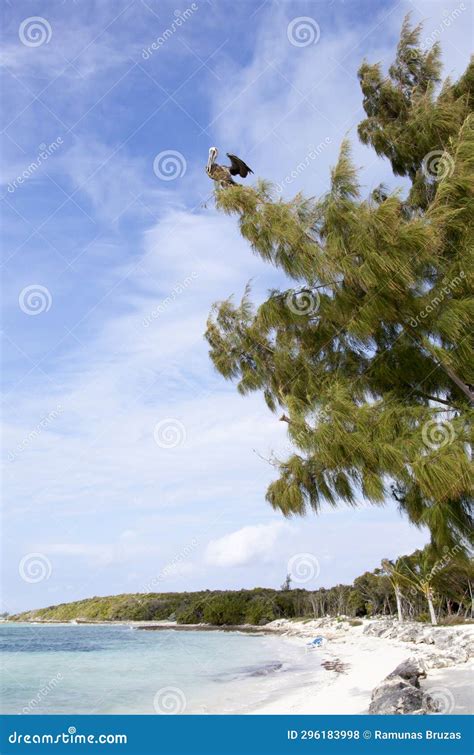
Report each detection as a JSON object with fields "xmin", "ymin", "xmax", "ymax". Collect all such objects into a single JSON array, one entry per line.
[
  {"xmin": 408, "ymin": 388, "xmax": 457, "ymax": 408},
  {"xmin": 404, "ymin": 324, "xmax": 474, "ymax": 404}
]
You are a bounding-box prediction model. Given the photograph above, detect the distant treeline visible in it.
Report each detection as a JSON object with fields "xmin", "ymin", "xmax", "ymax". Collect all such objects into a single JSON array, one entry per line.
[{"xmin": 11, "ymin": 546, "xmax": 473, "ymax": 626}]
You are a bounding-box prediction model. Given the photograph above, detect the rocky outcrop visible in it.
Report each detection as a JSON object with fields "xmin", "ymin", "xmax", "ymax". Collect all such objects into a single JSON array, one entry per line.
[
  {"xmin": 363, "ymin": 619, "xmax": 474, "ymax": 668},
  {"xmin": 369, "ymin": 677, "xmax": 426, "ymax": 714},
  {"xmin": 369, "ymin": 657, "xmax": 436, "ymax": 714},
  {"xmin": 386, "ymin": 657, "xmax": 427, "ymax": 686}
]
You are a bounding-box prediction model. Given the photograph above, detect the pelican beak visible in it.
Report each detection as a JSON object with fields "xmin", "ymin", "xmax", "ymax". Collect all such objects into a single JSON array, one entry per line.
[{"xmin": 207, "ymin": 147, "xmax": 217, "ymax": 171}]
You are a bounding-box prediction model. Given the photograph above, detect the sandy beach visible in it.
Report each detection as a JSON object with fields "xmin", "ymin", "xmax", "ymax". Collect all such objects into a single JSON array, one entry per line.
[{"xmin": 248, "ymin": 618, "xmax": 474, "ymax": 715}]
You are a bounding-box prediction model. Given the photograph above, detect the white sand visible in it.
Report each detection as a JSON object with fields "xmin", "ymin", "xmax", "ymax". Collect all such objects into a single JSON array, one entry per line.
[
  {"xmin": 420, "ymin": 665, "xmax": 474, "ymax": 715},
  {"xmin": 250, "ymin": 620, "xmax": 474, "ymax": 715}
]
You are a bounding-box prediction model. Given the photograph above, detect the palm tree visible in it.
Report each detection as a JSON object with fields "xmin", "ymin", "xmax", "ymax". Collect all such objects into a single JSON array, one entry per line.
[
  {"xmin": 382, "ymin": 559, "xmax": 406, "ymax": 622},
  {"xmin": 387, "ymin": 547, "xmax": 470, "ymax": 625}
]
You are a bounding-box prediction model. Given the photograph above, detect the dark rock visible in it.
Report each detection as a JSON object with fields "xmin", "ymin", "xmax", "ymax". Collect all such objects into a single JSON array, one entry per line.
[
  {"xmin": 369, "ymin": 676, "xmax": 426, "ymax": 714},
  {"xmin": 386, "ymin": 657, "xmax": 427, "ymax": 688}
]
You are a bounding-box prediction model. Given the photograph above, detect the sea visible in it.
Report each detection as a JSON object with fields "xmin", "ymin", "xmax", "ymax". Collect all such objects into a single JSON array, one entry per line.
[{"xmin": 0, "ymin": 624, "xmax": 322, "ymax": 714}]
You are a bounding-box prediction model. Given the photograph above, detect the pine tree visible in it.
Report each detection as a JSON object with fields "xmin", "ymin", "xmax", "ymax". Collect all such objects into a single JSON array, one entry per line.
[{"xmin": 205, "ymin": 18, "xmax": 473, "ymax": 551}]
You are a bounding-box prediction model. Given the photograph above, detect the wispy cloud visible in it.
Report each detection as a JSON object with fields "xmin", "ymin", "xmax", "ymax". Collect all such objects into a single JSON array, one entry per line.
[{"xmin": 3, "ymin": 0, "xmax": 469, "ymax": 612}]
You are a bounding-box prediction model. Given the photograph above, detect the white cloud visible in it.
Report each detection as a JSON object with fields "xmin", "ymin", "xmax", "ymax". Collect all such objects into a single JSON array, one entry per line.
[
  {"xmin": 205, "ymin": 522, "xmax": 288, "ymax": 568},
  {"xmin": 6, "ymin": 0, "xmax": 467, "ymax": 611}
]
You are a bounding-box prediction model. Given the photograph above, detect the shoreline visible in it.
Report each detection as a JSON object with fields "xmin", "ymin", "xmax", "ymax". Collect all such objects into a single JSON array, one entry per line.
[
  {"xmin": 249, "ymin": 618, "xmax": 474, "ymax": 714},
  {"xmin": 3, "ymin": 618, "xmax": 473, "ymax": 714}
]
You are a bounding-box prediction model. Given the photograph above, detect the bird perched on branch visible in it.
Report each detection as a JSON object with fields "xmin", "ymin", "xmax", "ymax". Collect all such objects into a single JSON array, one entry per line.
[{"xmin": 206, "ymin": 147, "xmax": 253, "ymax": 188}]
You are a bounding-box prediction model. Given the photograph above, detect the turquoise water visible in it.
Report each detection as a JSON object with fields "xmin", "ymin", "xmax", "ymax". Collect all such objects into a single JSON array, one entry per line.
[{"xmin": 0, "ymin": 624, "xmax": 321, "ymax": 714}]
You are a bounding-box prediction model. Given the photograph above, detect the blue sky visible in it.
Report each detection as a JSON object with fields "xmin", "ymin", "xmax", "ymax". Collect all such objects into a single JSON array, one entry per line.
[{"xmin": 1, "ymin": 0, "xmax": 472, "ymax": 612}]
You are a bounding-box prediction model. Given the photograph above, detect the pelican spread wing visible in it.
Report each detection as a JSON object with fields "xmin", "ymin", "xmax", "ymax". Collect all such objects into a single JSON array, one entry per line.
[
  {"xmin": 226, "ymin": 153, "xmax": 254, "ymax": 178},
  {"xmin": 206, "ymin": 147, "xmax": 253, "ymax": 188}
]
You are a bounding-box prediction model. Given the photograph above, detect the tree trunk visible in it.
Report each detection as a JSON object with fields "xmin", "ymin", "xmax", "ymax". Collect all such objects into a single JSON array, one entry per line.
[
  {"xmin": 395, "ymin": 584, "xmax": 404, "ymax": 622},
  {"xmin": 427, "ymin": 590, "xmax": 437, "ymax": 625}
]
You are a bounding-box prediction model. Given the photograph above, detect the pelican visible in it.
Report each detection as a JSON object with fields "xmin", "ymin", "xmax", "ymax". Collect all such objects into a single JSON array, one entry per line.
[{"xmin": 206, "ymin": 147, "xmax": 253, "ymax": 188}]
